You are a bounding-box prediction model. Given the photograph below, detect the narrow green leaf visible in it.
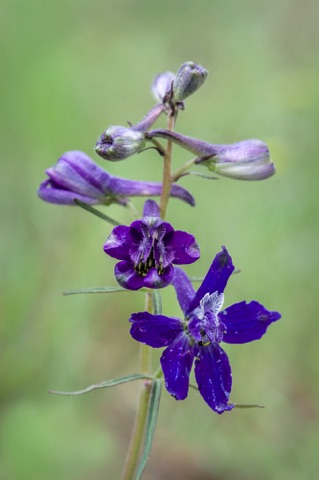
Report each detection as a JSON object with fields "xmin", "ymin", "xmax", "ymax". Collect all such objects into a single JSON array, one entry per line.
[
  {"xmin": 175, "ymin": 171, "xmax": 218, "ymax": 181},
  {"xmin": 152, "ymin": 290, "xmax": 162, "ymax": 315},
  {"xmin": 48, "ymin": 374, "xmax": 152, "ymax": 396},
  {"xmin": 233, "ymin": 403, "xmax": 264, "ymax": 409},
  {"xmin": 63, "ymin": 286, "xmax": 128, "ymax": 295},
  {"xmin": 74, "ymin": 199, "xmax": 121, "ymax": 226},
  {"xmin": 63, "ymin": 286, "xmax": 150, "ymax": 295},
  {"xmin": 135, "ymin": 379, "xmax": 162, "ymax": 480}
]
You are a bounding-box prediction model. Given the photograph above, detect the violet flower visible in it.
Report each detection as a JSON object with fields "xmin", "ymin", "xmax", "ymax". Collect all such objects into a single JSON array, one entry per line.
[
  {"xmin": 37, "ymin": 150, "xmax": 195, "ymax": 207},
  {"xmin": 130, "ymin": 247, "xmax": 281, "ymax": 413},
  {"xmin": 148, "ymin": 130, "xmax": 275, "ymax": 180},
  {"xmin": 103, "ymin": 200, "xmax": 200, "ymax": 290}
]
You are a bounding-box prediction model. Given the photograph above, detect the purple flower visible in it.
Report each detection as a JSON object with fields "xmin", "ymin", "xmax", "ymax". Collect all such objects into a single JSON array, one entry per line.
[
  {"xmin": 37, "ymin": 150, "xmax": 195, "ymax": 206},
  {"xmin": 129, "ymin": 247, "xmax": 281, "ymax": 413},
  {"xmin": 103, "ymin": 200, "xmax": 200, "ymax": 290}
]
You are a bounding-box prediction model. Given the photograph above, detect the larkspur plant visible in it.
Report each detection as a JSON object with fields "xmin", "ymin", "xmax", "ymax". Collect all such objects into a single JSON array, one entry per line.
[{"xmin": 38, "ymin": 61, "xmax": 281, "ymax": 479}]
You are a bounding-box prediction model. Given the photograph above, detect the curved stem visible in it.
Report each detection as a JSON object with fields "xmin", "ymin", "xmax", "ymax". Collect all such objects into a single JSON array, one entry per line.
[
  {"xmin": 171, "ymin": 157, "xmax": 198, "ymax": 182},
  {"xmin": 121, "ymin": 292, "xmax": 153, "ymax": 480}
]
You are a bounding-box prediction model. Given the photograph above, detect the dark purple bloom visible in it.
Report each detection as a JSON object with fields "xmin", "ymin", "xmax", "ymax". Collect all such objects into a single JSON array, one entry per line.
[
  {"xmin": 37, "ymin": 151, "xmax": 195, "ymax": 206},
  {"xmin": 130, "ymin": 247, "xmax": 281, "ymax": 413},
  {"xmin": 103, "ymin": 200, "xmax": 200, "ymax": 290}
]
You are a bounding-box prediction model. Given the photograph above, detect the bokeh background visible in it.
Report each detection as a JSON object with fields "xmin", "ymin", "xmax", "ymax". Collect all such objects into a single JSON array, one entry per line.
[{"xmin": 2, "ymin": 0, "xmax": 319, "ymax": 479}]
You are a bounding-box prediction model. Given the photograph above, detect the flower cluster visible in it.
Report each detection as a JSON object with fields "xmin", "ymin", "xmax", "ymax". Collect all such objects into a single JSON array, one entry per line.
[{"xmin": 38, "ymin": 60, "xmax": 281, "ymax": 425}]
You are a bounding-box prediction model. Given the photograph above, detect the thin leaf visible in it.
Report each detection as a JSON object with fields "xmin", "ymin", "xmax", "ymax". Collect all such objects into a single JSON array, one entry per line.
[
  {"xmin": 175, "ymin": 171, "xmax": 218, "ymax": 181},
  {"xmin": 233, "ymin": 403, "xmax": 264, "ymax": 409},
  {"xmin": 74, "ymin": 199, "xmax": 121, "ymax": 226},
  {"xmin": 135, "ymin": 379, "xmax": 162, "ymax": 480},
  {"xmin": 48, "ymin": 374, "xmax": 152, "ymax": 396},
  {"xmin": 63, "ymin": 286, "xmax": 128, "ymax": 295},
  {"xmin": 152, "ymin": 290, "xmax": 162, "ymax": 315}
]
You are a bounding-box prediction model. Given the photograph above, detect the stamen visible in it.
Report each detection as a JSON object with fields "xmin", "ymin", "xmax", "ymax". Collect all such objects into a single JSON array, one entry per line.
[{"xmin": 134, "ymin": 247, "xmax": 164, "ymax": 277}]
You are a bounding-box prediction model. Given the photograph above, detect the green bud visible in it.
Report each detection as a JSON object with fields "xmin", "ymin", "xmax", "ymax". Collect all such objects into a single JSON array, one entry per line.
[{"xmin": 173, "ymin": 61, "xmax": 208, "ymax": 101}]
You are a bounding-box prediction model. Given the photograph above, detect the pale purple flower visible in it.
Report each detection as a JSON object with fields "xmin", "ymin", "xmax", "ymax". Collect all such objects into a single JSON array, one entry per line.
[{"xmin": 37, "ymin": 150, "xmax": 195, "ymax": 206}]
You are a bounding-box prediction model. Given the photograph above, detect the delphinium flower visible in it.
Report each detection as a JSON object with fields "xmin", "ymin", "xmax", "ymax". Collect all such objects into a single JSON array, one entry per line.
[
  {"xmin": 147, "ymin": 130, "xmax": 275, "ymax": 180},
  {"xmin": 37, "ymin": 150, "xmax": 195, "ymax": 206},
  {"xmin": 130, "ymin": 247, "xmax": 281, "ymax": 413},
  {"xmin": 103, "ymin": 199, "xmax": 200, "ymax": 290}
]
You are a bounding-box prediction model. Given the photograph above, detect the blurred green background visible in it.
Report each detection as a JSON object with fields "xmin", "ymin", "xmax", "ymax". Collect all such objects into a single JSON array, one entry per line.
[{"xmin": 1, "ymin": 0, "xmax": 319, "ymax": 478}]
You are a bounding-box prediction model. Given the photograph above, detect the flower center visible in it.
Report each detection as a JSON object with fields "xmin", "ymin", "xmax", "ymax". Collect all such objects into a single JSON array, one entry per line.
[{"xmin": 134, "ymin": 247, "xmax": 164, "ymax": 277}]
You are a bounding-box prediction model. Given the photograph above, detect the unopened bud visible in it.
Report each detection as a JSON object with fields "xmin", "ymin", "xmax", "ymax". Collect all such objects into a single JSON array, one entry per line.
[
  {"xmin": 95, "ymin": 126, "xmax": 146, "ymax": 161},
  {"xmin": 173, "ymin": 62, "xmax": 208, "ymax": 102},
  {"xmin": 147, "ymin": 130, "xmax": 275, "ymax": 181},
  {"xmin": 199, "ymin": 140, "xmax": 276, "ymax": 180}
]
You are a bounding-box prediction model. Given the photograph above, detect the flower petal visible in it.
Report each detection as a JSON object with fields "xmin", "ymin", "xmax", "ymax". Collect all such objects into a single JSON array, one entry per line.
[
  {"xmin": 37, "ymin": 179, "xmax": 100, "ymax": 205},
  {"xmin": 143, "ymin": 265, "xmax": 174, "ymax": 289},
  {"xmin": 103, "ymin": 226, "xmax": 131, "ymax": 260},
  {"xmin": 194, "ymin": 343, "xmax": 234, "ymax": 414},
  {"xmin": 187, "ymin": 246, "xmax": 234, "ymax": 314},
  {"xmin": 168, "ymin": 230, "xmax": 200, "ymax": 265},
  {"xmin": 143, "ymin": 199, "xmax": 160, "ymax": 217},
  {"xmin": 172, "ymin": 267, "xmax": 195, "ymax": 315},
  {"xmin": 160, "ymin": 333, "xmax": 194, "ymax": 400},
  {"xmin": 114, "ymin": 261, "xmax": 145, "ymax": 290},
  {"xmin": 221, "ymin": 301, "xmax": 281, "ymax": 344},
  {"xmin": 130, "ymin": 312, "xmax": 183, "ymax": 347}
]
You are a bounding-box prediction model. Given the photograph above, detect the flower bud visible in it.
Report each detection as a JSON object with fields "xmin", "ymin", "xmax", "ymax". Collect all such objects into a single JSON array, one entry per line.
[
  {"xmin": 198, "ymin": 140, "xmax": 276, "ymax": 180},
  {"xmin": 37, "ymin": 151, "xmax": 196, "ymax": 206},
  {"xmin": 151, "ymin": 71, "xmax": 175, "ymax": 103},
  {"xmin": 147, "ymin": 130, "xmax": 275, "ymax": 181},
  {"xmin": 95, "ymin": 126, "xmax": 146, "ymax": 161},
  {"xmin": 173, "ymin": 61, "xmax": 208, "ymax": 102}
]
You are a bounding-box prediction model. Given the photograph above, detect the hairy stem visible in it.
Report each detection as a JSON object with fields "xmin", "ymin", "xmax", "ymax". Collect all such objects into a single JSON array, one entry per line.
[
  {"xmin": 121, "ymin": 292, "xmax": 153, "ymax": 480},
  {"xmin": 159, "ymin": 113, "xmax": 176, "ymax": 219}
]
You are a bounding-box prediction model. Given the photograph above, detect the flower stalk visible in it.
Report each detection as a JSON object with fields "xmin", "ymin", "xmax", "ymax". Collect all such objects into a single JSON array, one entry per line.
[
  {"xmin": 121, "ymin": 292, "xmax": 153, "ymax": 480},
  {"xmin": 159, "ymin": 112, "xmax": 176, "ymax": 219}
]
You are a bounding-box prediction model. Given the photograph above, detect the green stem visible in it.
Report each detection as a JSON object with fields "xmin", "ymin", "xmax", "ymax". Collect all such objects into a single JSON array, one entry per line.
[
  {"xmin": 171, "ymin": 156, "xmax": 198, "ymax": 182},
  {"xmin": 159, "ymin": 113, "xmax": 176, "ymax": 220},
  {"xmin": 121, "ymin": 107, "xmax": 177, "ymax": 478},
  {"xmin": 121, "ymin": 292, "xmax": 153, "ymax": 480}
]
